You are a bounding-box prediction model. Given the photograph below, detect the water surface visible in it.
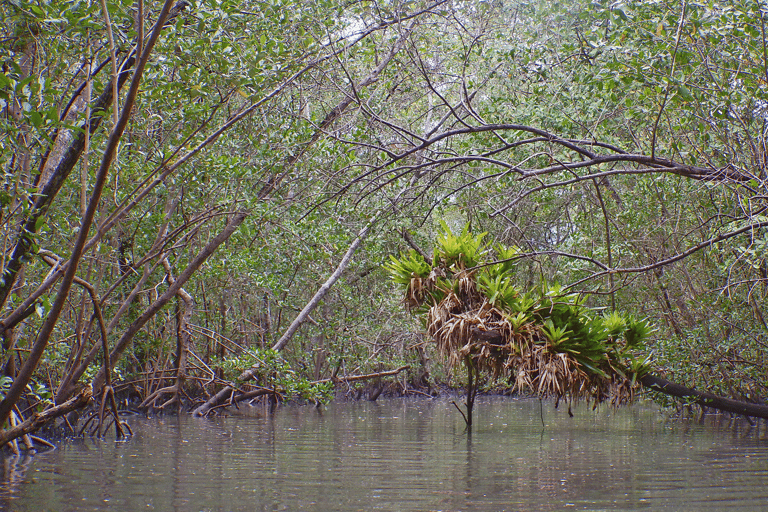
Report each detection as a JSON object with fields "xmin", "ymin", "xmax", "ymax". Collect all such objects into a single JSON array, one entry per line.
[{"xmin": 2, "ymin": 397, "xmax": 767, "ymax": 511}]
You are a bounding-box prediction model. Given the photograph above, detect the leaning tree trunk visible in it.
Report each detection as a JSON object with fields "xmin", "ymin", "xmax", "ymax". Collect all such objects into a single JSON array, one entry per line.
[
  {"xmin": 639, "ymin": 374, "xmax": 768, "ymax": 419},
  {"xmin": 0, "ymin": 0, "xmax": 179, "ymax": 431}
]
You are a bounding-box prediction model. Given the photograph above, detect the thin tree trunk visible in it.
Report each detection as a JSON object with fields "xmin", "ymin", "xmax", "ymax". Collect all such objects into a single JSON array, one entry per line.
[
  {"xmin": 139, "ymin": 258, "xmax": 193, "ymax": 410},
  {"xmin": 0, "ymin": 0, "xmax": 177, "ymax": 430},
  {"xmin": 88, "ymin": 212, "xmax": 246, "ymax": 394},
  {"xmin": 464, "ymin": 356, "xmax": 477, "ymax": 430},
  {"xmin": 271, "ymin": 219, "xmax": 375, "ymax": 351}
]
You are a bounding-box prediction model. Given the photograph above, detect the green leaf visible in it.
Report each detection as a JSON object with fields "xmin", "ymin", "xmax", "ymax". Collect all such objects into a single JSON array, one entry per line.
[{"xmin": 676, "ymin": 83, "xmax": 694, "ymax": 102}]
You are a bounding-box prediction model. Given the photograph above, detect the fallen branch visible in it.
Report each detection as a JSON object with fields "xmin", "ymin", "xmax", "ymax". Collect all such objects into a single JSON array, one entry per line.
[
  {"xmin": 192, "ymin": 386, "xmax": 235, "ymax": 417},
  {"xmin": 192, "ymin": 386, "xmax": 275, "ymax": 417},
  {"xmin": 639, "ymin": 374, "xmax": 768, "ymax": 419},
  {"xmin": 313, "ymin": 365, "xmax": 410, "ymax": 384},
  {"xmin": 0, "ymin": 385, "xmax": 93, "ymax": 448},
  {"xmin": 192, "ymin": 365, "xmax": 410, "ymax": 417}
]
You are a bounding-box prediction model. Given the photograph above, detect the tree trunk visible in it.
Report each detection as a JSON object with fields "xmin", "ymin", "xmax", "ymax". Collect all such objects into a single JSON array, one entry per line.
[
  {"xmin": 465, "ymin": 356, "xmax": 477, "ymax": 430},
  {"xmin": 138, "ymin": 258, "xmax": 193, "ymax": 410},
  {"xmin": 0, "ymin": 0, "xmax": 178, "ymax": 430},
  {"xmin": 271, "ymin": 219, "xmax": 375, "ymax": 351},
  {"xmin": 639, "ymin": 374, "xmax": 768, "ymax": 419}
]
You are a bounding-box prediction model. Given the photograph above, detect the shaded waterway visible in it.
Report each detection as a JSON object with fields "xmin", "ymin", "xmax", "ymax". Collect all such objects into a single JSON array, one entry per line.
[{"xmin": 2, "ymin": 397, "xmax": 768, "ymax": 511}]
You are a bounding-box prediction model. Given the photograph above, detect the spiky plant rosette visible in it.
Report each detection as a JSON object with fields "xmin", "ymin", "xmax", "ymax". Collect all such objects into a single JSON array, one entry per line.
[{"xmin": 386, "ymin": 224, "xmax": 654, "ymax": 405}]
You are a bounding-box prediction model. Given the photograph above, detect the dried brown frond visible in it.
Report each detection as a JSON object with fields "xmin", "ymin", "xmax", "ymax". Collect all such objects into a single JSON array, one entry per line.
[
  {"xmin": 404, "ymin": 277, "xmax": 426, "ymax": 310},
  {"xmin": 454, "ymin": 270, "xmax": 478, "ymax": 302},
  {"xmin": 609, "ymin": 377, "xmax": 639, "ymax": 406},
  {"xmin": 422, "ymin": 279, "xmax": 639, "ymax": 407}
]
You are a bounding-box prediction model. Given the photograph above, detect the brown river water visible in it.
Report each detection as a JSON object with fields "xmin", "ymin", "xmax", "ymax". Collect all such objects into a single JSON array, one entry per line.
[{"xmin": 2, "ymin": 396, "xmax": 767, "ymax": 511}]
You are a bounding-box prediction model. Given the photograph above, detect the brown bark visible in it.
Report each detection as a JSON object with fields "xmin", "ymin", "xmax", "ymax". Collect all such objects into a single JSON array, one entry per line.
[
  {"xmin": 401, "ymin": 228, "xmax": 431, "ymax": 261},
  {"xmin": 0, "ymin": 0, "xmax": 178, "ymax": 430},
  {"xmin": 0, "ymin": 59, "xmax": 132, "ymax": 311},
  {"xmin": 139, "ymin": 258, "xmax": 193, "ymax": 410},
  {"xmin": 0, "ymin": 385, "xmax": 93, "ymax": 448},
  {"xmin": 639, "ymin": 374, "xmax": 768, "ymax": 419},
  {"xmin": 193, "ymin": 385, "xmax": 236, "ymax": 417}
]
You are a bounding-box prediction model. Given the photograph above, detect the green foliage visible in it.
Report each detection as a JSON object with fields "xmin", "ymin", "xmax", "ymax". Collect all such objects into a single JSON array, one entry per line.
[
  {"xmin": 26, "ymin": 380, "xmax": 52, "ymax": 410},
  {"xmin": 624, "ymin": 316, "xmax": 654, "ymax": 351},
  {"xmin": 1, "ymin": 0, "xmax": 765, "ymax": 427},
  {"xmin": 477, "ymin": 272, "xmax": 519, "ymax": 310},
  {"xmin": 488, "ymin": 244, "xmax": 521, "ymax": 277},
  {"xmin": 508, "ymin": 311, "xmax": 532, "ymax": 333},
  {"xmin": 528, "ymin": 286, "xmax": 654, "ymax": 378},
  {"xmin": 0, "ymin": 376, "xmax": 52, "ymax": 411},
  {"xmin": 217, "ymin": 348, "xmax": 333, "ymax": 404},
  {"xmin": 435, "ymin": 221, "xmax": 487, "ymax": 269},
  {"xmin": 601, "ymin": 311, "xmax": 628, "ymax": 341},
  {"xmin": 624, "ymin": 353, "xmax": 654, "ymax": 382},
  {"xmin": 541, "ymin": 319, "xmax": 570, "ymax": 345},
  {"xmin": 383, "ymin": 249, "xmax": 431, "ymax": 285}
]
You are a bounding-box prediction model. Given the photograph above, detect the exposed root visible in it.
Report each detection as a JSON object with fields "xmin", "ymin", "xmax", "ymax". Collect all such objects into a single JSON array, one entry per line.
[
  {"xmin": 78, "ymin": 385, "xmax": 131, "ymax": 440},
  {"xmin": 139, "ymin": 384, "xmax": 181, "ymax": 411}
]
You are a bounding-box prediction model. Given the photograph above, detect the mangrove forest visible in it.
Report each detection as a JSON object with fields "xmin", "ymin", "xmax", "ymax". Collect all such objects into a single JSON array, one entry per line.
[{"xmin": 1, "ymin": 0, "xmax": 768, "ymax": 451}]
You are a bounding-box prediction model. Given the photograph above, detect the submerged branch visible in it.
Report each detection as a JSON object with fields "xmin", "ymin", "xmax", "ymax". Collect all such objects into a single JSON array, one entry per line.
[{"xmin": 640, "ymin": 374, "xmax": 768, "ymax": 420}]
